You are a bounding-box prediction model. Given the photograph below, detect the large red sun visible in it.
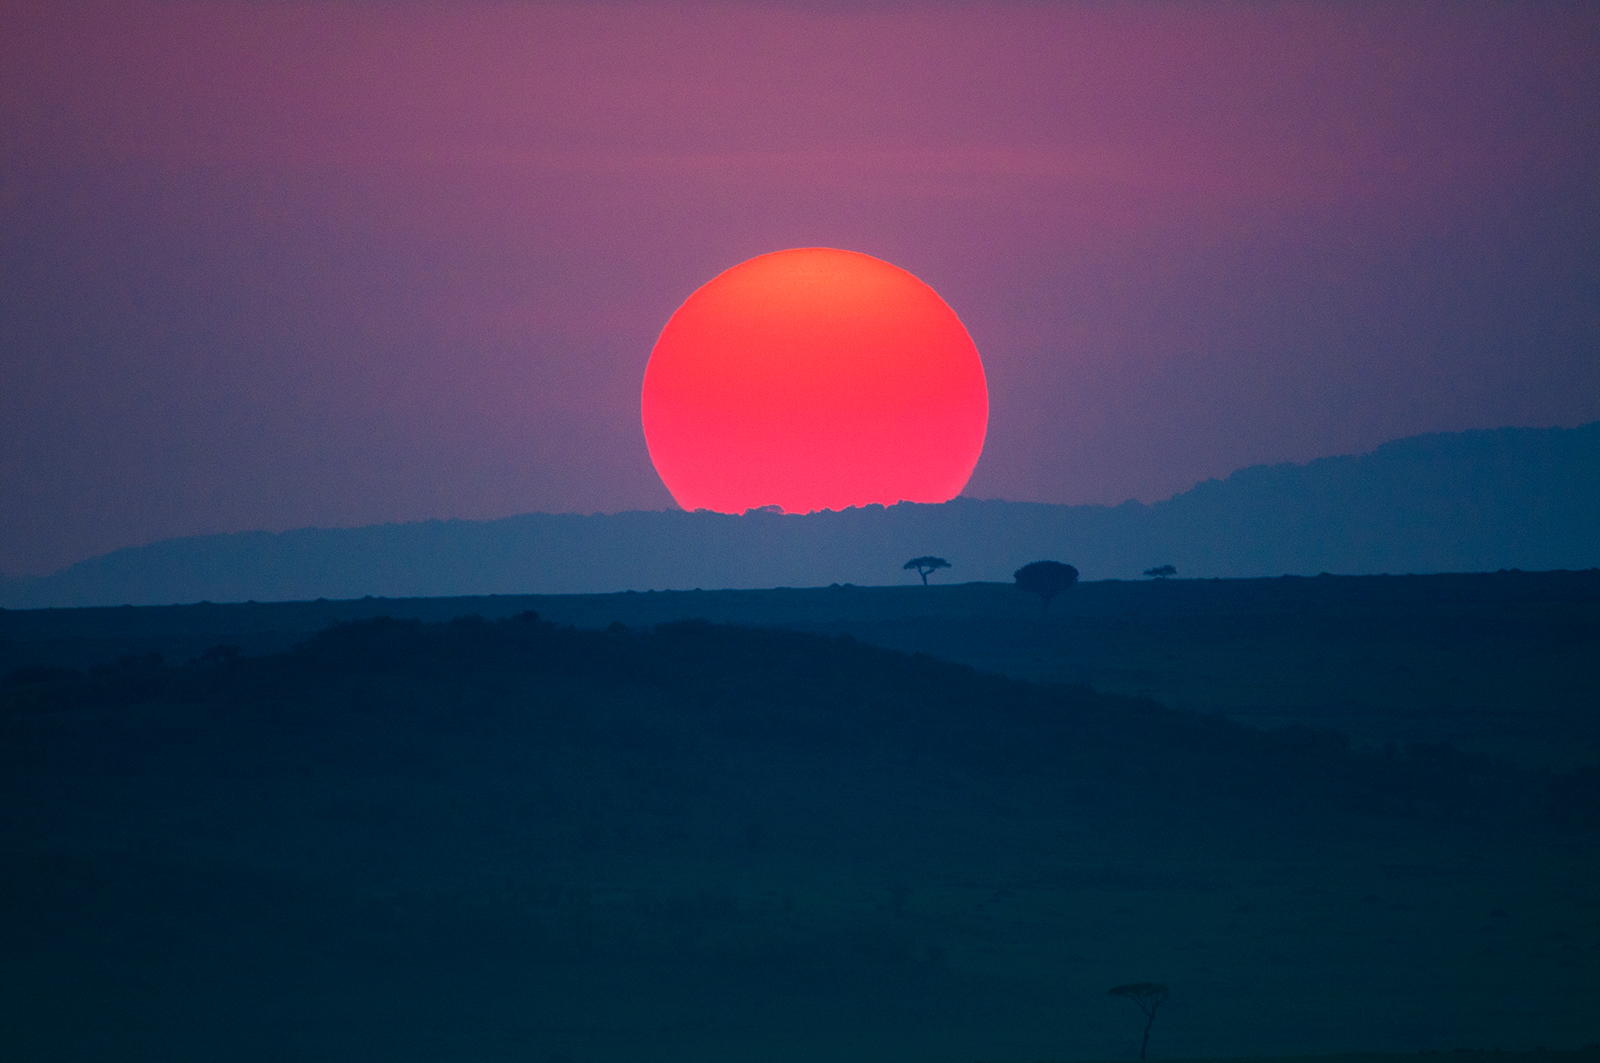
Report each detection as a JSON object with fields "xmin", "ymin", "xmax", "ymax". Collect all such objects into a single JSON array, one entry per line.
[{"xmin": 641, "ymin": 248, "xmax": 988, "ymax": 514}]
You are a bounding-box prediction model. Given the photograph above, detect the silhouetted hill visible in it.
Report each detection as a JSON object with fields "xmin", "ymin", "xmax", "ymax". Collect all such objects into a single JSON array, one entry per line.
[
  {"xmin": 4, "ymin": 422, "xmax": 1596, "ymax": 607},
  {"xmin": 5, "ymin": 569, "xmax": 1598, "ymax": 770},
  {"xmin": 1151, "ymin": 423, "xmax": 1600, "ymax": 576},
  {"xmin": 16, "ymin": 612, "xmax": 1583, "ymax": 825}
]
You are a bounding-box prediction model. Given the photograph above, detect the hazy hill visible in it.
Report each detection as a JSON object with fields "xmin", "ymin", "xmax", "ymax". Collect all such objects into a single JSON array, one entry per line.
[
  {"xmin": 4, "ymin": 422, "xmax": 1596, "ymax": 607},
  {"xmin": 4, "ymin": 614, "xmax": 1597, "ymax": 1060}
]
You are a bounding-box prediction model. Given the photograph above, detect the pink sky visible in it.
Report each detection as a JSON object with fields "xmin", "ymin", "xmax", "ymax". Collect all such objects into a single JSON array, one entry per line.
[{"xmin": 3, "ymin": 0, "xmax": 1598, "ymax": 574}]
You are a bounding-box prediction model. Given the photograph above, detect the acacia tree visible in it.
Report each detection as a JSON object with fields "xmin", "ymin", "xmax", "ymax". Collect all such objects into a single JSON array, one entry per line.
[
  {"xmin": 1143, "ymin": 565, "xmax": 1177, "ymax": 579},
  {"xmin": 1108, "ymin": 982, "xmax": 1170, "ymax": 1060},
  {"xmin": 903, "ymin": 556, "xmax": 951, "ymax": 585},
  {"xmin": 1013, "ymin": 560, "xmax": 1078, "ymax": 611}
]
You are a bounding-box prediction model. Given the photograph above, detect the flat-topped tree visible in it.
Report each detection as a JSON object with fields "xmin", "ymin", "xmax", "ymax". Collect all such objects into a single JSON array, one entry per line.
[
  {"xmin": 903, "ymin": 556, "xmax": 951, "ymax": 585},
  {"xmin": 1109, "ymin": 982, "xmax": 1169, "ymax": 1060},
  {"xmin": 1144, "ymin": 564, "xmax": 1177, "ymax": 579},
  {"xmin": 1013, "ymin": 560, "xmax": 1078, "ymax": 611}
]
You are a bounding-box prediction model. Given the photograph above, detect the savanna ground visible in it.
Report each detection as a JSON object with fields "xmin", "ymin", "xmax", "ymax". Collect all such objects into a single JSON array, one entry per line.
[{"xmin": 1, "ymin": 572, "xmax": 1597, "ymax": 1062}]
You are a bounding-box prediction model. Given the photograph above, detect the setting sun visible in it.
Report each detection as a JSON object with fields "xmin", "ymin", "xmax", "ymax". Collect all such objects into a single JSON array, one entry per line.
[{"xmin": 641, "ymin": 248, "xmax": 989, "ymax": 514}]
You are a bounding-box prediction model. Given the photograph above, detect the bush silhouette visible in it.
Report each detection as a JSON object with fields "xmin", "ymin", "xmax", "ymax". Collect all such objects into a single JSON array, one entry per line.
[
  {"xmin": 1143, "ymin": 565, "xmax": 1177, "ymax": 579},
  {"xmin": 1013, "ymin": 560, "xmax": 1078, "ymax": 611}
]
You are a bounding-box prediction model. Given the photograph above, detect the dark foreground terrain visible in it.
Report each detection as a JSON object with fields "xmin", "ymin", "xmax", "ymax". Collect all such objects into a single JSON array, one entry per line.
[
  {"xmin": 2, "ymin": 605, "xmax": 1598, "ymax": 1062},
  {"xmin": 6, "ymin": 569, "xmax": 1598, "ymax": 767}
]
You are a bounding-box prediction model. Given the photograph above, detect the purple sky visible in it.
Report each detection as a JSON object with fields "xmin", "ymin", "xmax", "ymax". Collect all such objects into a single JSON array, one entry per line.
[{"xmin": 3, "ymin": 1, "xmax": 1598, "ymax": 577}]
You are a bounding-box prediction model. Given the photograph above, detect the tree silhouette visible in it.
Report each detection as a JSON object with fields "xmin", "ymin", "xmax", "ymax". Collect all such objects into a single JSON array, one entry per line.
[
  {"xmin": 1108, "ymin": 982, "xmax": 1169, "ymax": 1060},
  {"xmin": 1143, "ymin": 565, "xmax": 1177, "ymax": 579},
  {"xmin": 903, "ymin": 556, "xmax": 951, "ymax": 585},
  {"xmin": 1013, "ymin": 560, "xmax": 1078, "ymax": 611}
]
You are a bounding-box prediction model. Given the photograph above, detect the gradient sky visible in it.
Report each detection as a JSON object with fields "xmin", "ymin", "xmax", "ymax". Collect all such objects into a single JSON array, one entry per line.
[{"xmin": 3, "ymin": 0, "xmax": 1598, "ymax": 576}]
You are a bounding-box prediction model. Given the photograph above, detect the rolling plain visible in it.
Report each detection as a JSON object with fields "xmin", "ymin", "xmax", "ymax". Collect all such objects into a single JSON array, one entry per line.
[{"xmin": 2, "ymin": 571, "xmax": 1597, "ymax": 1062}]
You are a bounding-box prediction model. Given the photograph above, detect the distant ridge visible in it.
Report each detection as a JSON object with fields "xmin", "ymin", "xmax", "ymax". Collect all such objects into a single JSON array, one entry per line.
[{"xmin": 4, "ymin": 423, "xmax": 1597, "ymax": 608}]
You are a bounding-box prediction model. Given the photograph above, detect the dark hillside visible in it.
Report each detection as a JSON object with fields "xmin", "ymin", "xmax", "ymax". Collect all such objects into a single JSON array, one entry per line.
[
  {"xmin": 3, "ymin": 616, "xmax": 1597, "ymax": 1062},
  {"xmin": 6, "ymin": 569, "xmax": 1596, "ymax": 768}
]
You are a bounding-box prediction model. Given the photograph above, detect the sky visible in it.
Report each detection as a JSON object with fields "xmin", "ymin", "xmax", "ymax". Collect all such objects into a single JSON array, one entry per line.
[{"xmin": 3, "ymin": 0, "xmax": 1598, "ymax": 577}]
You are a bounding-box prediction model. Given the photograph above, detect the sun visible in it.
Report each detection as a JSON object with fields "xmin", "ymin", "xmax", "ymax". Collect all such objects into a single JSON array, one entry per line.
[{"xmin": 641, "ymin": 248, "xmax": 988, "ymax": 515}]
